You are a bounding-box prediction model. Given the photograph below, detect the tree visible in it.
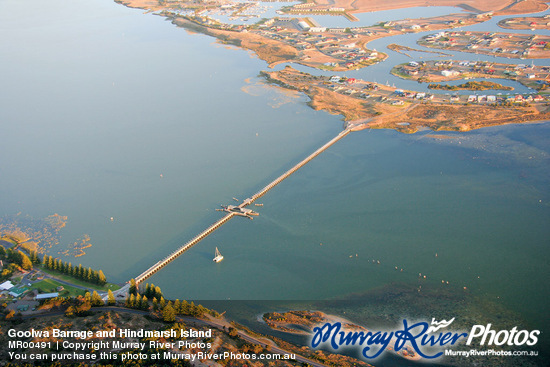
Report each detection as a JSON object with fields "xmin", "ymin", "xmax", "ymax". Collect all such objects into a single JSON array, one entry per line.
[
  {"xmin": 20, "ymin": 252, "xmax": 32, "ymax": 270},
  {"xmin": 7, "ymin": 249, "xmax": 20, "ymax": 265},
  {"xmin": 129, "ymin": 279, "xmax": 137, "ymax": 296},
  {"xmin": 97, "ymin": 270, "xmax": 107, "ymax": 285},
  {"xmin": 135, "ymin": 294, "xmax": 142, "ymax": 309},
  {"xmin": 173, "ymin": 299, "xmax": 181, "ymax": 314},
  {"xmin": 65, "ymin": 306, "xmax": 75, "ymax": 317},
  {"xmin": 180, "ymin": 300, "xmax": 190, "ymax": 315},
  {"xmin": 154, "ymin": 286, "xmax": 163, "ymax": 299},
  {"xmin": 107, "ymin": 289, "xmax": 115, "ymax": 306},
  {"xmin": 140, "ymin": 295, "xmax": 148, "ymax": 310},
  {"xmin": 58, "ymin": 260, "xmax": 65, "ymax": 273},
  {"xmin": 91, "ymin": 291, "xmax": 103, "ymax": 307},
  {"xmin": 29, "ymin": 250, "xmax": 39, "ymax": 264},
  {"xmin": 126, "ymin": 294, "xmax": 135, "ymax": 308},
  {"xmin": 162, "ymin": 304, "xmax": 176, "ymax": 322}
]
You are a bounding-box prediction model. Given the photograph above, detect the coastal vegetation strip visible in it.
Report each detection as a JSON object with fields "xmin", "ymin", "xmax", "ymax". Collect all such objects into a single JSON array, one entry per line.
[
  {"xmin": 387, "ymin": 43, "xmax": 451, "ymax": 58},
  {"xmin": 428, "ymin": 81, "xmax": 513, "ymax": 91}
]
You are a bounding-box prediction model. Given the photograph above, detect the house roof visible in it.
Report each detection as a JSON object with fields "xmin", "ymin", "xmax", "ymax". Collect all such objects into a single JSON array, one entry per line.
[{"xmin": 0, "ymin": 281, "xmax": 14, "ymax": 290}]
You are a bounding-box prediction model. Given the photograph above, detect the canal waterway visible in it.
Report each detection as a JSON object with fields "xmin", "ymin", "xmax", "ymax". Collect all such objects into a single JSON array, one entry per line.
[{"xmin": 1, "ymin": 0, "xmax": 549, "ymax": 360}]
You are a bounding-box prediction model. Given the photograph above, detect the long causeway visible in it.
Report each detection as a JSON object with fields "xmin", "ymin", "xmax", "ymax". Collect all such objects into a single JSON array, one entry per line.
[{"xmin": 133, "ymin": 127, "xmax": 352, "ymax": 285}]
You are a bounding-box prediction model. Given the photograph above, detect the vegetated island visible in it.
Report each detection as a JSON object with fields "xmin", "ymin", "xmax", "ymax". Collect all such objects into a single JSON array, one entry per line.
[
  {"xmin": 387, "ymin": 43, "xmax": 451, "ymax": 58},
  {"xmin": 498, "ymin": 15, "xmax": 550, "ymax": 30},
  {"xmin": 263, "ymin": 66, "xmax": 550, "ymax": 133}
]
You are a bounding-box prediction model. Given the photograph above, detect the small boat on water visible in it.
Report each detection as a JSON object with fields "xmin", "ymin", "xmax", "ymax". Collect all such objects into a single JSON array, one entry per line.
[{"xmin": 213, "ymin": 247, "xmax": 224, "ymax": 263}]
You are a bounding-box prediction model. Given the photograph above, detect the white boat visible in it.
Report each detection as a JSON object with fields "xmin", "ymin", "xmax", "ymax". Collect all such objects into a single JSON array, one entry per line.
[{"xmin": 213, "ymin": 247, "xmax": 224, "ymax": 262}]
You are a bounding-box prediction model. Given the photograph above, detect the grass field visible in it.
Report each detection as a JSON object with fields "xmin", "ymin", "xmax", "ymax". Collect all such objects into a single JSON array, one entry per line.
[
  {"xmin": 32, "ymin": 279, "xmax": 86, "ymax": 297},
  {"xmin": 39, "ymin": 267, "xmax": 121, "ymax": 292}
]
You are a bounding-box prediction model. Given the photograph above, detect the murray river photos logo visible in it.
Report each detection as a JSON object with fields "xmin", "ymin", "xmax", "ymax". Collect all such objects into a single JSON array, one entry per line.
[{"xmin": 310, "ymin": 318, "xmax": 540, "ymax": 360}]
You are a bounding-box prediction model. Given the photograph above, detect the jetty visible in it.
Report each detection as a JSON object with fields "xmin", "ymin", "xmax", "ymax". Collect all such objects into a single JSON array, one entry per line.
[{"xmin": 131, "ymin": 127, "xmax": 352, "ymax": 286}]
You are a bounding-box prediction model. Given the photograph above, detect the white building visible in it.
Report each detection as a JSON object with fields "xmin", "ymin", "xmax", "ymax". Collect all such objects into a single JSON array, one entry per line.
[
  {"xmin": 35, "ymin": 292, "xmax": 59, "ymax": 300},
  {"xmin": 441, "ymin": 70, "xmax": 460, "ymax": 77},
  {"xmin": 0, "ymin": 281, "xmax": 14, "ymax": 291}
]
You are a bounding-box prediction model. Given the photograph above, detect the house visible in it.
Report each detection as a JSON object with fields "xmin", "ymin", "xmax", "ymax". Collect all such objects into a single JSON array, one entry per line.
[
  {"xmin": 533, "ymin": 95, "xmax": 544, "ymax": 102},
  {"xmin": 467, "ymin": 95, "xmax": 477, "ymax": 102},
  {"xmin": 347, "ymin": 78, "xmax": 357, "ymax": 84},
  {"xmin": 329, "ymin": 76, "xmax": 342, "ymax": 83},
  {"xmin": 0, "ymin": 281, "xmax": 14, "ymax": 291},
  {"xmin": 441, "ymin": 70, "xmax": 460, "ymax": 77},
  {"xmin": 35, "ymin": 293, "xmax": 59, "ymax": 300},
  {"xmin": 408, "ymin": 61, "xmax": 419, "ymax": 67},
  {"xmin": 487, "ymin": 95, "xmax": 496, "ymax": 102}
]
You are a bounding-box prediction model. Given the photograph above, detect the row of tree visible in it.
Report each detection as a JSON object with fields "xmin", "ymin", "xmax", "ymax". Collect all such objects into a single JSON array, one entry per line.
[
  {"xmin": 128, "ymin": 279, "xmax": 163, "ymax": 300},
  {"xmin": 42, "ymin": 255, "xmax": 107, "ymax": 286},
  {"xmin": 124, "ymin": 282, "xmax": 210, "ymax": 320}
]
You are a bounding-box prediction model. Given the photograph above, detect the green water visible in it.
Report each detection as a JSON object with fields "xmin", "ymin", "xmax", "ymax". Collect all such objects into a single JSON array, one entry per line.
[{"xmin": 1, "ymin": 0, "xmax": 549, "ymax": 362}]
